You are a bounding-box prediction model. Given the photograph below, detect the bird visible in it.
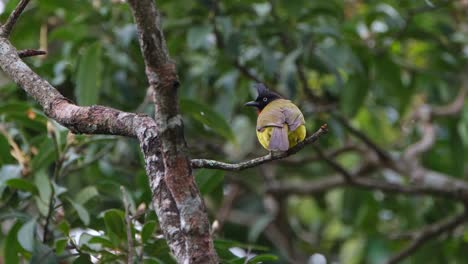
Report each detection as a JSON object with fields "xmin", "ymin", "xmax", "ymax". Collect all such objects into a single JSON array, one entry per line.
[{"xmin": 245, "ymin": 83, "xmax": 306, "ymax": 151}]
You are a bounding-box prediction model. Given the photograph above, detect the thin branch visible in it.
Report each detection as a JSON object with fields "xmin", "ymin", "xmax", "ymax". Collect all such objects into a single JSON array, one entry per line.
[
  {"xmin": 432, "ymin": 86, "xmax": 467, "ymax": 117},
  {"xmin": 279, "ymin": 144, "xmax": 358, "ymax": 166},
  {"xmin": 191, "ymin": 124, "xmax": 328, "ymax": 171},
  {"xmin": 43, "ymin": 124, "xmax": 64, "ymax": 243},
  {"xmin": 312, "ymin": 146, "xmax": 354, "ymax": 182},
  {"xmin": 404, "ymin": 120, "xmax": 435, "ymax": 163},
  {"xmin": 210, "ymin": 2, "xmax": 264, "ymax": 84},
  {"xmin": 268, "ymin": 0, "xmax": 319, "ymax": 101},
  {"xmin": 268, "ymin": 155, "xmax": 468, "ymax": 201},
  {"xmin": 333, "ymin": 113, "xmax": 393, "ymax": 163},
  {"xmin": 63, "ymin": 150, "xmax": 109, "ymax": 175},
  {"xmin": 0, "ymin": 0, "xmax": 31, "ymax": 37},
  {"xmin": 386, "ymin": 211, "xmax": 468, "ymax": 264},
  {"xmin": 121, "ymin": 187, "xmax": 134, "ymax": 264},
  {"xmin": 233, "ymin": 59, "xmax": 263, "ymax": 83},
  {"xmin": 18, "ymin": 49, "xmax": 46, "ymax": 58},
  {"xmin": 212, "ymin": 183, "xmax": 241, "ymax": 235}
]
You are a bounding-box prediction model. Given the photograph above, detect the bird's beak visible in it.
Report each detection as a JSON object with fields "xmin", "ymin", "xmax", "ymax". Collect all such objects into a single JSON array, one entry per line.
[{"xmin": 245, "ymin": 101, "xmax": 259, "ymax": 107}]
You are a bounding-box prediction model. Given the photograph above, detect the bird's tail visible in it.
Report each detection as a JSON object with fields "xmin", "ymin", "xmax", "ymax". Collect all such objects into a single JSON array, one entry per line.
[{"xmin": 269, "ymin": 124, "xmax": 289, "ymax": 151}]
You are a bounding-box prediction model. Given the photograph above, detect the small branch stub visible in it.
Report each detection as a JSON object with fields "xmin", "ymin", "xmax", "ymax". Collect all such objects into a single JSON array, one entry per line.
[{"xmin": 18, "ymin": 49, "xmax": 47, "ymax": 58}]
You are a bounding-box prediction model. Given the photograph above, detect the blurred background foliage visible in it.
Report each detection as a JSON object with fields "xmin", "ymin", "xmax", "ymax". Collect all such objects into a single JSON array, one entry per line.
[{"xmin": 0, "ymin": 0, "xmax": 467, "ymax": 263}]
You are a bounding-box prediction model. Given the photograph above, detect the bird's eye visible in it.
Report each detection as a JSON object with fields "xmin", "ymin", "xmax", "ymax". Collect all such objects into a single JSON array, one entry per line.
[{"xmin": 263, "ymin": 97, "xmax": 268, "ymax": 102}]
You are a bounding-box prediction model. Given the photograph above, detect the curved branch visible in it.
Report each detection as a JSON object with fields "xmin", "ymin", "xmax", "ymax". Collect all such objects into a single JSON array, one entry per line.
[
  {"xmin": 0, "ymin": 11, "xmax": 183, "ymax": 264},
  {"xmin": 0, "ymin": 37, "xmax": 154, "ymax": 138},
  {"xmin": 432, "ymin": 85, "xmax": 467, "ymax": 117},
  {"xmin": 191, "ymin": 124, "xmax": 329, "ymax": 171},
  {"xmin": 386, "ymin": 211, "xmax": 468, "ymax": 264}
]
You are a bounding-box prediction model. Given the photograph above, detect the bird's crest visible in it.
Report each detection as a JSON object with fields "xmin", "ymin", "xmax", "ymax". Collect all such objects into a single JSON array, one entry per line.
[{"xmin": 254, "ymin": 83, "xmax": 269, "ymax": 96}]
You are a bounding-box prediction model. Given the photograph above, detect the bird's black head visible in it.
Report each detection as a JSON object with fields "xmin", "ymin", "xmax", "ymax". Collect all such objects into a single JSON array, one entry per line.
[{"xmin": 245, "ymin": 83, "xmax": 282, "ymax": 110}]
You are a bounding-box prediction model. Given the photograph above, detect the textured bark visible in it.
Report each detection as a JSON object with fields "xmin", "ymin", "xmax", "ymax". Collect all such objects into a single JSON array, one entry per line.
[
  {"xmin": 127, "ymin": 1, "xmax": 218, "ymax": 263},
  {"xmin": 0, "ymin": 2, "xmax": 215, "ymax": 260},
  {"xmin": 0, "ymin": 38, "xmax": 154, "ymax": 137}
]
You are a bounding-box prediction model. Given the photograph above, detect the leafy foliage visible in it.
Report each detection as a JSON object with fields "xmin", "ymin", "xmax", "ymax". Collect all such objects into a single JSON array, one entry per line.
[{"xmin": 0, "ymin": 0, "xmax": 467, "ymax": 263}]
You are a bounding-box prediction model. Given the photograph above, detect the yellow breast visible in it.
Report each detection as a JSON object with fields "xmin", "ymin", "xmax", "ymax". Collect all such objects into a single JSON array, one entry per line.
[{"xmin": 256, "ymin": 124, "xmax": 306, "ymax": 150}]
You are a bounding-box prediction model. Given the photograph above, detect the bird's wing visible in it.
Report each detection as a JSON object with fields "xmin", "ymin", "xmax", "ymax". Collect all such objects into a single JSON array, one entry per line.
[
  {"xmin": 282, "ymin": 103, "xmax": 305, "ymax": 131},
  {"xmin": 256, "ymin": 101, "xmax": 285, "ymax": 131}
]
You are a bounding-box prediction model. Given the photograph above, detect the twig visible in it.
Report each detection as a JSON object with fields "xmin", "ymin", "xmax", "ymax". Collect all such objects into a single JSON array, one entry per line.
[
  {"xmin": 279, "ymin": 144, "xmax": 358, "ymax": 166},
  {"xmin": 121, "ymin": 186, "xmax": 134, "ymax": 264},
  {"xmin": 268, "ymin": 150, "xmax": 468, "ymax": 201},
  {"xmin": 212, "ymin": 184, "xmax": 241, "ymax": 235},
  {"xmin": 18, "ymin": 49, "xmax": 47, "ymax": 58},
  {"xmin": 43, "ymin": 124, "xmax": 64, "ymax": 243},
  {"xmin": 386, "ymin": 211, "xmax": 468, "ymax": 264},
  {"xmin": 312, "ymin": 146, "xmax": 354, "ymax": 182},
  {"xmin": 0, "ymin": 0, "xmax": 31, "ymax": 37},
  {"xmin": 333, "ymin": 113, "xmax": 393, "ymax": 163},
  {"xmin": 404, "ymin": 120, "xmax": 435, "ymax": 162},
  {"xmin": 191, "ymin": 124, "xmax": 328, "ymax": 171},
  {"xmin": 233, "ymin": 59, "xmax": 263, "ymax": 83},
  {"xmin": 62, "ymin": 144, "xmax": 114, "ymax": 175},
  {"xmin": 268, "ymin": 0, "xmax": 319, "ymax": 101},
  {"xmin": 432, "ymin": 86, "xmax": 467, "ymax": 117}
]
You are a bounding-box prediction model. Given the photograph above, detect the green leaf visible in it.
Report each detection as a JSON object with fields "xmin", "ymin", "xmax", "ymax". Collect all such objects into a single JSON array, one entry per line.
[
  {"xmin": 195, "ymin": 169, "xmax": 224, "ymax": 195},
  {"xmin": 103, "ymin": 209, "xmax": 126, "ymax": 240},
  {"xmin": 0, "ymin": 133, "xmax": 14, "ymax": 165},
  {"xmin": 248, "ymin": 254, "xmax": 278, "ymax": 263},
  {"xmin": 141, "ymin": 220, "xmax": 157, "ymax": 243},
  {"xmin": 4, "ymin": 221, "xmax": 22, "ymax": 264},
  {"xmin": 31, "ymin": 242, "xmax": 58, "ymax": 264},
  {"xmin": 75, "ymin": 186, "xmax": 99, "ymax": 205},
  {"xmin": 248, "ymin": 214, "xmax": 274, "ymax": 243},
  {"xmin": 6, "ymin": 178, "xmax": 38, "ymax": 195},
  {"xmin": 57, "ymin": 221, "xmax": 70, "ymax": 236},
  {"xmin": 0, "ymin": 165, "xmax": 21, "ymax": 196},
  {"xmin": 69, "ymin": 199, "xmax": 90, "ymax": 225},
  {"xmin": 34, "ymin": 171, "xmax": 52, "ymax": 216},
  {"xmin": 75, "ymin": 42, "xmax": 102, "ymax": 106},
  {"xmin": 17, "ymin": 218, "xmax": 36, "ymax": 252},
  {"xmin": 73, "ymin": 254, "xmax": 93, "ymax": 264},
  {"xmin": 54, "ymin": 238, "xmax": 68, "ymax": 255},
  {"xmin": 88, "ymin": 236, "xmax": 114, "ymax": 248},
  {"xmin": 143, "ymin": 239, "xmax": 171, "ymax": 257},
  {"xmin": 187, "ymin": 25, "xmax": 212, "ymax": 50},
  {"xmin": 340, "ymin": 74, "xmax": 369, "ymax": 117},
  {"xmin": 31, "ymin": 136, "xmax": 56, "ymax": 171},
  {"xmin": 180, "ymin": 99, "xmax": 235, "ymax": 142}
]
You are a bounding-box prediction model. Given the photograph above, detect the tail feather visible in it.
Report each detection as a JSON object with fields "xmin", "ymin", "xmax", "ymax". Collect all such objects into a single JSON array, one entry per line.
[{"xmin": 269, "ymin": 125, "xmax": 289, "ymax": 151}]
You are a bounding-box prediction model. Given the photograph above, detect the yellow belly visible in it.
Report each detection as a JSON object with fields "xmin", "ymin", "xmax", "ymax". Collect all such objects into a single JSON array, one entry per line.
[{"xmin": 256, "ymin": 125, "xmax": 306, "ymax": 150}]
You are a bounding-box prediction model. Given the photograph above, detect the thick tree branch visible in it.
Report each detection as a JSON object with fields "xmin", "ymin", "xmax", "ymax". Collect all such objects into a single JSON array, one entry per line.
[
  {"xmin": 128, "ymin": 1, "xmax": 218, "ymax": 263},
  {"xmin": 0, "ymin": 37, "xmax": 154, "ymax": 137},
  {"xmin": 0, "ymin": 0, "xmax": 30, "ymax": 37},
  {"xmin": 0, "ymin": 3, "xmax": 214, "ymax": 262},
  {"xmin": 386, "ymin": 211, "xmax": 468, "ymax": 264},
  {"xmin": 191, "ymin": 124, "xmax": 328, "ymax": 171}
]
